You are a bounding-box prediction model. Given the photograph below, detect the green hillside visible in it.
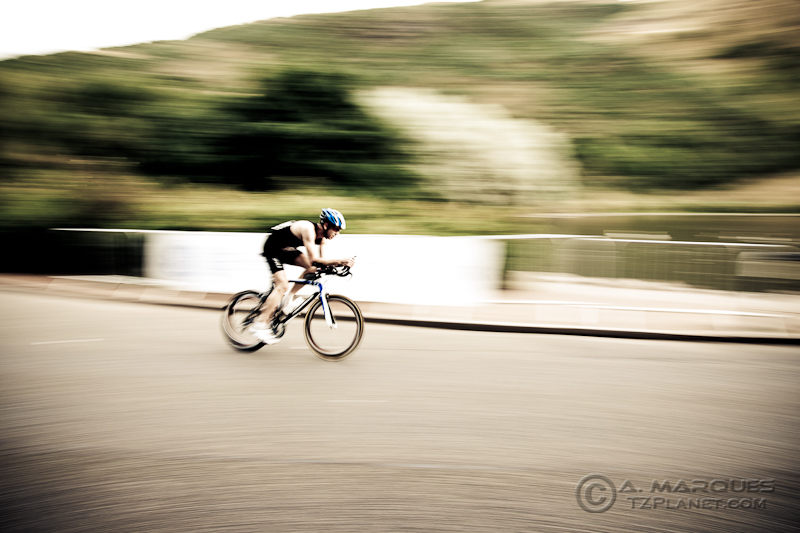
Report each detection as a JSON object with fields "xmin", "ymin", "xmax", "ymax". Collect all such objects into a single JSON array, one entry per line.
[{"xmin": 1, "ymin": 0, "xmax": 799, "ymax": 232}]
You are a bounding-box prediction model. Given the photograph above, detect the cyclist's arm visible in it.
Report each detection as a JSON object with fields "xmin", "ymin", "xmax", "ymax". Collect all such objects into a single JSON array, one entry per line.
[
  {"xmin": 319, "ymin": 239, "xmax": 327, "ymax": 262},
  {"xmin": 298, "ymin": 221, "xmax": 353, "ymax": 267},
  {"xmin": 297, "ymin": 221, "xmax": 337, "ymax": 266}
]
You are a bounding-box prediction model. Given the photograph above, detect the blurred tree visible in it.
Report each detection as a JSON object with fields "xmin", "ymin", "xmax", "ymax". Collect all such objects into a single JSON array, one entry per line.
[
  {"xmin": 0, "ymin": 80, "xmax": 11, "ymax": 175},
  {"xmin": 213, "ymin": 69, "xmax": 417, "ymax": 191},
  {"xmin": 62, "ymin": 81, "xmax": 154, "ymax": 160}
]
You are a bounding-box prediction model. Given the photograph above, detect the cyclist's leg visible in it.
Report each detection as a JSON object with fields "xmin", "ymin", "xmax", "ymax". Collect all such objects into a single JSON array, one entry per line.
[
  {"xmin": 286, "ymin": 251, "xmax": 315, "ymax": 299},
  {"xmin": 262, "ymin": 270, "xmax": 289, "ymax": 325},
  {"xmin": 260, "ymin": 253, "xmax": 291, "ymax": 326}
]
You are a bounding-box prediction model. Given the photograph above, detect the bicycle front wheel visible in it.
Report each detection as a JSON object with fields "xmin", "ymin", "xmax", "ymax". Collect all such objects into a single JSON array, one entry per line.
[
  {"xmin": 304, "ymin": 294, "xmax": 364, "ymax": 360},
  {"xmin": 221, "ymin": 290, "xmax": 265, "ymax": 352}
]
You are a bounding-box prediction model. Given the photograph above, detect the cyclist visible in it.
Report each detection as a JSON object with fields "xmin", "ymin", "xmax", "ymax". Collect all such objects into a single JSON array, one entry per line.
[{"xmin": 250, "ymin": 208, "xmax": 355, "ymax": 344}]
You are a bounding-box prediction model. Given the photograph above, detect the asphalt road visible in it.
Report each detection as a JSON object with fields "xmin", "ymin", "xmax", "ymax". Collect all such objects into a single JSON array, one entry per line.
[{"xmin": 1, "ymin": 291, "xmax": 799, "ymax": 532}]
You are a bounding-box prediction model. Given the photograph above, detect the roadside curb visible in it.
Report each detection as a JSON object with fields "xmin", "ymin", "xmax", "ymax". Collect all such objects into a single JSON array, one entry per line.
[
  {"xmin": 362, "ymin": 315, "xmax": 800, "ymax": 345},
  {"xmin": 2, "ymin": 275, "xmax": 799, "ymax": 345}
]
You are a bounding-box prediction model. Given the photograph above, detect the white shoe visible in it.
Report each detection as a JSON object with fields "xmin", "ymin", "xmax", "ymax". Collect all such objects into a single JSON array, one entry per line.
[{"xmin": 248, "ymin": 322, "xmax": 281, "ymax": 345}]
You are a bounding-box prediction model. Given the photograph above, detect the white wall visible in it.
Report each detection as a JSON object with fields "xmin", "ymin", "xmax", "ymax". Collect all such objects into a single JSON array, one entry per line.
[
  {"xmin": 144, "ymin": 231, "xmax": 503, "ymax": 305},
  {"xmin": 144, "ymin": 231, "xmax": 269, "ymax": 293}
]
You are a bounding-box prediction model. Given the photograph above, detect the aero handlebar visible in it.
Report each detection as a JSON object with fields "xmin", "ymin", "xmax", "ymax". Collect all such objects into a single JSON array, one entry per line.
[{"xmin": 305, "ymin": 263, "xmax": 352, "ymax": 280}]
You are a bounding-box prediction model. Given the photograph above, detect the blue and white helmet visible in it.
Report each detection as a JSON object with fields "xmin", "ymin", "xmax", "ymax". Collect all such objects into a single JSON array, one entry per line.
[{"xmin": 320, "ymin": 208, "xmax": 346, "ymax": 230}]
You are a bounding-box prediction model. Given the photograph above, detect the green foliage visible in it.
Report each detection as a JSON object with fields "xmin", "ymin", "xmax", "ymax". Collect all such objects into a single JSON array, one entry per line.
[
  {"xmin": 207, "ymin": 69, "xmax": 418, "ymax": 191},
  {"xmin": 714, "ymin": 41, "xmax": 781, "ymax": 60},
  {"xmin": 713, "ymin": 40, "xmax": 800, "ymax": 89},
  {"xmin": 0, "ymin": 65, "xmax": 418, "ymax": 194},
  {"xmin": 1, "ymin": 0, "xmax": 799, "ymax": 235},
  {"xmin": 576, "ymin": 118, "xmax": 800, "ymax": 189},
  {"xmin": 193, "ymin": 1, "xmax": 799, "ymax": 190}
]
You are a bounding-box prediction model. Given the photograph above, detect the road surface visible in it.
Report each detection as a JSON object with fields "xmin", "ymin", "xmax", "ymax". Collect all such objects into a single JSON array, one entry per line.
[{"xmin": 1, "ymin": 291, "xmax": 798, "ymax": 532}]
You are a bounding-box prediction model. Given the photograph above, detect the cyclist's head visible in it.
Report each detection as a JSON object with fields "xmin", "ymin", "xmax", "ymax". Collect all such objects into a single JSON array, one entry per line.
[{"xmin": 320, "ymin": 208, "xmax": 346, "ymax": 231}]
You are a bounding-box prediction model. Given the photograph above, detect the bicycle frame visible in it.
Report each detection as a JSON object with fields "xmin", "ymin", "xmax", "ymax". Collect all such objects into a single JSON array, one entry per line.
[
  {"xmin": 247, "ymin": 276, "xmax": 335, "ymax": 329},
  {"xmin": 284, "ymin": 277, "xmax": 335, "ymax": 327}
]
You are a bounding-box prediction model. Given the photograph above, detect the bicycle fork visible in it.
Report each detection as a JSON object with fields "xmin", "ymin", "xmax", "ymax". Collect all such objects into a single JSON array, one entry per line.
[{"xmin": 318, "ymin": 285, "xmax": 337, "ymax": 329}]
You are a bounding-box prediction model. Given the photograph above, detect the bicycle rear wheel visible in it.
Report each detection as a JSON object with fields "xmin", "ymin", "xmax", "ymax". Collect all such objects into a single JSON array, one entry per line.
[
  {"xmin": 304, "ymin": 294, "xmax": 364, "ymax": 360},
  {"xmin": 221, "ymin": 290, "xmax": 265, "ymax": 352}
]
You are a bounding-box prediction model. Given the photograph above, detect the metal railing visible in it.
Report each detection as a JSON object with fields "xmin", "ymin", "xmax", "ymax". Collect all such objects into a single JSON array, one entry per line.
[{"xmin": 501, "ymin": 235, "xmax": 799, "ymax": 292}]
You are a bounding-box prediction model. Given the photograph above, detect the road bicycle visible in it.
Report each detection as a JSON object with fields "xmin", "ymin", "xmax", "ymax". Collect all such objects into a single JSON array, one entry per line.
[{"xmin": 221, "ymin": 264, "xmax": 364, "ymax": 360}]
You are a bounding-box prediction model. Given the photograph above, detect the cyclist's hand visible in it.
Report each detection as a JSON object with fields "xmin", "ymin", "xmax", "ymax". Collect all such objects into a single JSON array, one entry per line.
[{"xmin": 340, "ymin": 257, "xmax": 355, "ymax": 268}]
